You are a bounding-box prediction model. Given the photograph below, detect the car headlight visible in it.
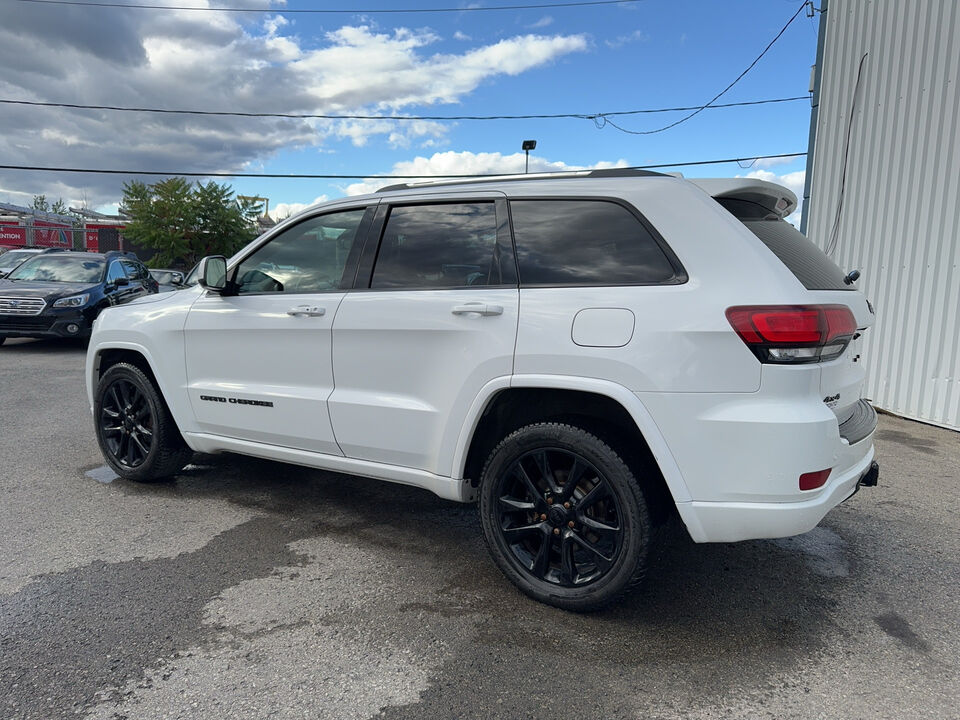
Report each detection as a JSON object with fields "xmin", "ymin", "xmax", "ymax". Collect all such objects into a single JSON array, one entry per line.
[{"xmin": 53, "ymin": 293, "xmax": 90, "ymax": 308}]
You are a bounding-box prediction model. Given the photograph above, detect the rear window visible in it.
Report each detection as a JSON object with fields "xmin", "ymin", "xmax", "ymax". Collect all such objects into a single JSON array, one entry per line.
[
  {"xmin": 509, "ymin": 199, "xmax": 681, "ymax": 286},
  {"xmin": 717, "ymin": 198, "xmax": 852, "ymax": 291}
]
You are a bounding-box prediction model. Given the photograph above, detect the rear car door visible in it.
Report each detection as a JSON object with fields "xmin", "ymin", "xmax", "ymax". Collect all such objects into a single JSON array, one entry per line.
[
  {"xmin": 329, "ymin": 194, "xmax": 519, "ymax": 475},
  {"xmin": 183, "ymin": 205, "xmax": 373, "ymax": 454}
]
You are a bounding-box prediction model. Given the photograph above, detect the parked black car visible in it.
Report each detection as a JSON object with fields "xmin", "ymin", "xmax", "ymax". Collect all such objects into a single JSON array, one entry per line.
[{"xmin": 0, "ymin": 251, "xmax": 157, "ymax": 344}]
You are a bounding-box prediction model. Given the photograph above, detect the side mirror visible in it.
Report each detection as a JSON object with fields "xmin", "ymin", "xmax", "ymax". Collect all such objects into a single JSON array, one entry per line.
[
  {"xmin": 171, "ymin": 272, "xmax": 185, "ymax": 286},
  {"xmin": 198, "ymin": 255, "xmax": 229, "ymax": 293},
  {"xmin": 114, "ymin": 276, "xmax": 130, "ymax": 287}
]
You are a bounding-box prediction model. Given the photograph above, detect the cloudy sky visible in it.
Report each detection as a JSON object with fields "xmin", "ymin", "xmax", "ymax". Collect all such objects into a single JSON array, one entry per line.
[{"xmin": 0, "ymin": 0, "xmax": 817, "ymax": 222}]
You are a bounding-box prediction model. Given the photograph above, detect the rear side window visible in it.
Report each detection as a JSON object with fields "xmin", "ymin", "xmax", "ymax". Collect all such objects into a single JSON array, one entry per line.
[
  {"xmin": 717, "ymin": 198, "xmax": 852, "ymax": 291},
  {"xmin": 509, "ymin": 199, "xmax": 680, "ymax": 286},
  {"xmin": 371, "ymin": 203, "xmax": 505, "ymax": 289}
]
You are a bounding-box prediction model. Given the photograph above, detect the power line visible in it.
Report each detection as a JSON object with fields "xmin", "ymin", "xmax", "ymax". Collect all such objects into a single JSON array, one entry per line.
[
  {"xmin": 14, "ymin": 0, "xmax": 642, "ymax": 14},
  {"xmin": 608, "ymin": 1, "xmax": 809, "ymax": 135},
  {"xmin": 0, "ymin": 153, "xmax": 806, "ymax": 179},
  {"xmin": 0, "ymin": 96, "xmax": 808, "ymax": 122}
]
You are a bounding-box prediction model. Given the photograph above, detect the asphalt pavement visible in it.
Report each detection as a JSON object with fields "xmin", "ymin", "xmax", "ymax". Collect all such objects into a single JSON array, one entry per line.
[{"xmin": 0, "ymin": 337, "xmax": 957, "ymax": 720}]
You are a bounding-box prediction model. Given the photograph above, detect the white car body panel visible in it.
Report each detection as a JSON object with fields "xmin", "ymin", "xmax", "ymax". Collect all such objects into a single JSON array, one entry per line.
[
  {"xmin": 329, "ymin": 287, "xmax": 519, "ymax": 475},
  {"xmin": 183, "ymin": 291, "xmax": 345, "ymax": 455},
  {"xmin": 85, "ymin": 174, "xmax": 877, "ymax": 545}
]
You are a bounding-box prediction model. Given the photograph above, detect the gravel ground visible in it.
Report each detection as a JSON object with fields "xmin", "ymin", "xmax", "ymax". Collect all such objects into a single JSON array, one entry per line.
[{"xmin": 1, "ymin": 337, "xmax": 957, "ymax": 720}]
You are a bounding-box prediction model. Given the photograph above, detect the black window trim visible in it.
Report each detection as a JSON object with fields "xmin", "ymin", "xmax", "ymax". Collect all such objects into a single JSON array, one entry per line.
[
  {"xmin": 224, "ymin": 204, "xmax": 377, "ymax": 297},
  {"xmin": 506, "ymin": 195, "xmax": 688, "ymax": 288},
  {"xmin": 353, "ymin": 197, "xmax": 518, "ymax": 292}
]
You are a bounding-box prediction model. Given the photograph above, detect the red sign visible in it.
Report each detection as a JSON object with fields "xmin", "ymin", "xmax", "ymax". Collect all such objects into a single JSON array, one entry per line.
[
  {"xmin": 0, "ymin": 226, "xmax": 27, "ymax": 245},
  {"xmin": 85, "ymin": 230, "xmax": 99, "ymax": 251}
]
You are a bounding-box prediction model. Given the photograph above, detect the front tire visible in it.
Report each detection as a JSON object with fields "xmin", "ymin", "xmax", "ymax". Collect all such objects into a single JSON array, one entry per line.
[
  {"xmin": 94, "ymin": 362, "xmax": 192, "ymax": 481},
  {"xmin": 479, "ymin": 423, "xmax": 651, "ymax": 612}
]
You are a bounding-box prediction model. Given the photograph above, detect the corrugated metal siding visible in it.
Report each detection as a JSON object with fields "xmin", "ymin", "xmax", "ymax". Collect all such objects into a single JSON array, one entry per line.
[{"xmin": 806, "ymin": 0, "xmax": 960, "ymax": 431}]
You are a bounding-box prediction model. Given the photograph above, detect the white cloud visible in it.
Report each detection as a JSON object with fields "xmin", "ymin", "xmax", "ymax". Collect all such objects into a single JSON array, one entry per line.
[
  {"xmin": 453, "ymin": 31, "xmax": 471, "ymax": 41},
  {"xmin": 528, "ymin": 16, "xmax": 554, "ymax": 29},
  {"xmin": 0, "ymin": 12, "xmax": 588, "ymax": 206},
  {"xmin": 343, "ymin": 151, "xmax": 629, "ymax": 196},
  {"xmin": 605, "ymin": 29, "xmax": 648, "ymax": 49},
  {"xmin": 752, "ymin": 155, "xmax": 797, "ymax": 169},
  {"xmin": 269, "ymin": 195, "xmax": 330, "ymax": 221},
  {"xmin": 741, "ymin": 169, "xmax": 806, "ymax": 227}
]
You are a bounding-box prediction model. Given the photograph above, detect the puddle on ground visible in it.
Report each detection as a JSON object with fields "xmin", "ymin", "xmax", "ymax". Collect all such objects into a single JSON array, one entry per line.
[
  {"xmin": 771, "ymin": 526, "xmax": 849, "ymax": 577},
  {"xmin": 85, "ymin": 466, "xmax": 119, "ymax": 484}
]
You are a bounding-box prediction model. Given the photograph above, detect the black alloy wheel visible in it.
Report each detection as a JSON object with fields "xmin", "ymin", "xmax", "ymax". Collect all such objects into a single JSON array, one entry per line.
[
  {"xmin": 94, "ymin": 362, "xmax": 192, "ymax": 481},
  {"xmin": 99, "ymin": 377, "xmax": 155, "ymax": 468},
  {"xmin": 479, "ymin": 423, "xmax": 651, "ymax": 611},
  {"xmin": 497, "ymin": 448, "xmax": 623, "ymax": 587}
]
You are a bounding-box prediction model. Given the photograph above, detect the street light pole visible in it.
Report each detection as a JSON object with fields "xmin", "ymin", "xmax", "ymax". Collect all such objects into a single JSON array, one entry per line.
[{"xmin": 522, "ymin": 140, "xmax": 537, "ymax": 173}]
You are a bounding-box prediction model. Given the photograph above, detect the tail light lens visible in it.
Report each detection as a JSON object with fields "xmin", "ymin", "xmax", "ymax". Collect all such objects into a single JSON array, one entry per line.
[{"xmin": 726, "ymin": 305, "xmax": 858, "ymax": 364}]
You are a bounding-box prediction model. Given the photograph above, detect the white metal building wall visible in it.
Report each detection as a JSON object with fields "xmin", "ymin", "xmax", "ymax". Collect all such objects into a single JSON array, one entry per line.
[{"xmin": 805, "ymin": 0, "xmax": 960, "ymax": 430}]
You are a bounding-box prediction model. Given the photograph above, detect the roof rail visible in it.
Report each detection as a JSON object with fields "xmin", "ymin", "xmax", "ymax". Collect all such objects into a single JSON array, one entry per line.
[{"xmin": 375, "ymin": 167, "xmax": 666, "ymax": 193}]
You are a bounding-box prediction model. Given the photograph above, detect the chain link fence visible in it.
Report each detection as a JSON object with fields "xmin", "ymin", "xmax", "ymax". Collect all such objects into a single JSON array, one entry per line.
[{"xmin": 0, "ymin": 225, "xmax": 103, "ymax": 251}]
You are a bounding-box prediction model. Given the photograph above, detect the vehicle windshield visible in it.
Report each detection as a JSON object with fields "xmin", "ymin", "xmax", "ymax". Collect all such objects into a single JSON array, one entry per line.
[
  {"xmin": 1, "ymin": 250, "xmax": 39, "ymax": 268},
  {"xmin": 7, "ymin": 255, "xmax": 105, "ymax": 283}
]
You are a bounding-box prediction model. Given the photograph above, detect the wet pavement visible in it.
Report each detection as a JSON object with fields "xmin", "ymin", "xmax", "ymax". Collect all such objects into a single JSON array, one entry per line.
[{"xmin": 1, "ymin": 337, "xmax": 957, "ymax": 719}]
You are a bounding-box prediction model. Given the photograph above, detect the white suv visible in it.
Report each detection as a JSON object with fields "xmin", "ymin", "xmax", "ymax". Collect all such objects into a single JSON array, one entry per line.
[{"xmin": 86, "ymin": 170, "xmax": 878, "ymax": 610}]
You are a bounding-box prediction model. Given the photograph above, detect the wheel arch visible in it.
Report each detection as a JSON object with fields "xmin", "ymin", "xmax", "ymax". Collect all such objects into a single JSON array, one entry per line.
[
  {"xmin": 455, "ymin": 376, "xmax": 691, "ymax": 520},
  {"xmin": 90, "ymin": 342, "xmax": 193, "ymax": 439}
]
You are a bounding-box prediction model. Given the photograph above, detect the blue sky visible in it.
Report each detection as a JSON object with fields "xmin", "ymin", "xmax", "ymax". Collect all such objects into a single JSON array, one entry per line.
[{"xmin": 0, "ymin": 0, "xmax": 818, "ymax": 222}]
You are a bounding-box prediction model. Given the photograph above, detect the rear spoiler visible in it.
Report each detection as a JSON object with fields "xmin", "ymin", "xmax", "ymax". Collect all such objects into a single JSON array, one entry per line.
[{"xmin": 688, "ymin": 178, "xmax": 798, "ymax": 219}]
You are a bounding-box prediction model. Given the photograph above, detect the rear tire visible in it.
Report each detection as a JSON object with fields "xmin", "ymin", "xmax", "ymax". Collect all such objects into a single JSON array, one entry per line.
[
  {"xmin": 479, "ymin": 422, "xmax": 651, "ymax": 612},
  {"xmin": 94, "ymin": 362, "xmax": 192, "ymax": 482}
]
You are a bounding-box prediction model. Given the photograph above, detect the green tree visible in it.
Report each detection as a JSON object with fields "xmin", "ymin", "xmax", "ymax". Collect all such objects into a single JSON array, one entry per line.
[
  {"xmin": 32, "ymin": 194, "xmax": 48, "ymax": 212},
  {"xmin": 120, "ymin": 178, "xmax": 258, "ymax": 268},
  {"xmin": 51, "ymin": 198, "xmax": 68, "ymax": 215}
]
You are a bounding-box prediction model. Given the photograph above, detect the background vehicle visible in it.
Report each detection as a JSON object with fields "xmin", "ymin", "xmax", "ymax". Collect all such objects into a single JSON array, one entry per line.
[
  {"xmin": 149, "ymin": 268, "xmax": 186, "ymax": 292},
  {"xmin": 0, "ymin": 251, "xmax": 156, "ymax": 344},
  {"xmin": 86, "ymin": 171, "xmax": 878, "ymax": 610}
]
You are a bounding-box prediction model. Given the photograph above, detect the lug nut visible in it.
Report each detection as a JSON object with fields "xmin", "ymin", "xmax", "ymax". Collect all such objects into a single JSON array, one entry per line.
[
  {"xmin": 539, "ymin": 514, "xmax": 547, "ymax": 521},
  {"xmin": 546, "ymin": 497, "xmax": 554, "ymax": 505},
  {"xmin": 563, "ymin": 502, "xmax": 571, "ymax": 509},
  {"xmin": 553, "ymin": 528, "xmax": 560, "ymax": 535},
  {"xmin": 568, "ymin": 520, "xmax": 575, "ymax": 528}
]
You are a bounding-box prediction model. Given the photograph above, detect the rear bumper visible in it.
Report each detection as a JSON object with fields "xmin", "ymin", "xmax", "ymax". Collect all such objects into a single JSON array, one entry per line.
[{"xmin": 676, "ymin": 441, "xmax": 875, "ymax": 542}]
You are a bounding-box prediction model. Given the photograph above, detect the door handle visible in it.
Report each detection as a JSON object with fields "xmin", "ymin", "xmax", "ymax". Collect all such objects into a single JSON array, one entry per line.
[
  {"xmin": 287, "ymin": 305, "xmax": 326, "ymax": 317},
  {"xmin": 451, "ymin": 303, "xmax": 503, "ymax": 317}
]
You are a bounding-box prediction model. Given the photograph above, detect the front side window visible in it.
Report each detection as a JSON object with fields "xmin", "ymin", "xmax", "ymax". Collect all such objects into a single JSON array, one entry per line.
[
  {"xmin": 121, "ymin": 260, "xmax": 144, "ymax": 280},
  {"xmin": 510, "ymin": 199, "xmax": 679, "ymax": 286},
  {"xmin": 234, "ymin": 208, "xmax": 367, "ymax": 295},
  {"xmin": 370, "ymin": 203, "xmax": 503, "ymax": 289},
  {"xmin": 106, "ymin": 261, "xmax": 125, "ymax": 284}
]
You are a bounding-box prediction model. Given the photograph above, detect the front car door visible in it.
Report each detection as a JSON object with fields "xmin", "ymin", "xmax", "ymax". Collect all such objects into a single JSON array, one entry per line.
[
  {"xmin": 329, "ymin": 194, "xmax": 519, "ymax": 476},
  {"xmin": 183, "ymin": 205, "xmax": 374, "ymax": 454}
]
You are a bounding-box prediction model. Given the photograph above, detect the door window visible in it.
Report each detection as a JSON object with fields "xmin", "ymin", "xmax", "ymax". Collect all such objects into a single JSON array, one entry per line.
[
  {"xmin": 234, "ymin": 208, "xmax": 367, "ymax": 294},
  {"xmin": 370, "ymin": 203, "xmax": 503, "ymax": 289},
  {"xmin": 120, "ymin": 260, "xmax": 143, "ymax": 280}
]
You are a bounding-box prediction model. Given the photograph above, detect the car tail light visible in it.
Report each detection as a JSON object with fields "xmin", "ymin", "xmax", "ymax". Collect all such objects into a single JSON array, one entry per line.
[
  {"xmin": 725, "ymin": 305, "xmax": 858, "ymax": 364},
  {"xmin": 799, "ymin": 469, "xmax": 831, "ymax": 491}
]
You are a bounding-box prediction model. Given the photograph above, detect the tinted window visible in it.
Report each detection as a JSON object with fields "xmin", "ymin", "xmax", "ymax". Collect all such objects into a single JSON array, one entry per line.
[
  {"xmin": 106, "ymin": 261, "xmax": 125, "ymax": 283},
  {"xmin": 509, "ymin": 200, "xmax": 678, "ymax": 286},
  {"xmin": 235, "ymin": 208, "xmax": 366, "ymax": 294},
  {"xmin": 716, "ymin": 198, "xmax": 852, "ymax": 291},
  {"xmin": 371, "ymin": 203, "xmax": 502, "ymax": 289},
  {"xmin": 121, "ymin": 260, "xmax": 145, "ymax": 280}
]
